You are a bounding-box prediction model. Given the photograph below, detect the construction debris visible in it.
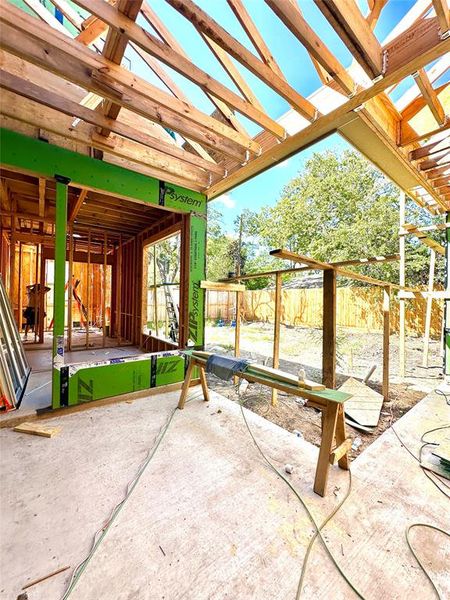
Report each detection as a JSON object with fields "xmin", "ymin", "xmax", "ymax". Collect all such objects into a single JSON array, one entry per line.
[
  {"xmin": 13, "ymin": 422, "xmax": 61, "ymax": 438},
  {"xmin": 339, "ymin": 378, "xmax": 384, "ymax": 432}
]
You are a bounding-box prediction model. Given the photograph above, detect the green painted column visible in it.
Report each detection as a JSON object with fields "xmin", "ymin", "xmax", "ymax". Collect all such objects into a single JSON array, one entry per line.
[
  {"xmin": 52, "ymin": 178, "xmax": 69, "ymax": 407},
  {"xmin": 188, "ymin": 214, "xmax": 206, "ymax": 348}
]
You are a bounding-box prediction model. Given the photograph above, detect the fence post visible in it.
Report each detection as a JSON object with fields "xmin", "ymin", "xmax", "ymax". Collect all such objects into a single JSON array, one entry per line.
[
  {"xmin": 382, "ymin": 286, "xmax": 390, "ymax": 402},
  {"xmin": 272, "ymin": 272, "xmax": 282, "ymax": 405},
  {"xmin": 422, "ymin": 249, "xmax": 435, "ymax": 367}
]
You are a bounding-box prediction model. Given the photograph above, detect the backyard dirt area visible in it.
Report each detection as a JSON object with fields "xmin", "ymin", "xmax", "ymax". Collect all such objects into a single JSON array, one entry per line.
[{"xmin": 204, "ymin": 322, "xmax": 444, "ymax": 460}]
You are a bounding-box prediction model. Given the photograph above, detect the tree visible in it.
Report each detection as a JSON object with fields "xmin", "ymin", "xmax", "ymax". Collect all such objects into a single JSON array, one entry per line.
[
  {"xmin": 206, "ymin": 206, "xmax": 234, "ymax": 281},
  {"xmin": 249, "ymin": 150, "xmax": 440, "ymax": 286}
]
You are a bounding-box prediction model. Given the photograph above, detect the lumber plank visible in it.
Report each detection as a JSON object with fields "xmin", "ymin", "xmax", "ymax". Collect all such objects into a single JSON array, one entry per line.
[
  {"xmin": 413, "ymin": 69, "xmax": 447, "ymax": 126},
  {"xmin": 330, "ymin": 437, "xmax": 352, "ymax": 465},
  {"xmin": 163, "ymin": 0, "xmax": 317, "ymax": 121},
  {"xmin": 265, "ymin": 0, "xmax": 354, "ymax": 95},
  {"xmin": 227, "ymin": 0, "xmax": 286, "ymax": 80},
  {"xmin": 199, "ymin": 281, "xmax": 245, "ymax": 292},
  {"xmin": 13, "ymin": 422, "xmax": 61, "ymax": 437},
  {"xmin": 322, "ymin": 269, "xmax": 337, "ymax": 389},
  {"xmin": 0, "ymin": 70, "xmax": 224, "ymax": 176},
  {"xmin": 139, "ymin": 1, "xmax": 250, "ymax": 139},
  {"xmin": 314, "ymin": 0, "xmax": 383, "ymax": 78},
  {"xmin": 0, "ymin": 4, "xmax": 259, "ymax": 161},
  {"xmin": 71, "ymin": 0, "xmax": 295, "ymax": 133}
]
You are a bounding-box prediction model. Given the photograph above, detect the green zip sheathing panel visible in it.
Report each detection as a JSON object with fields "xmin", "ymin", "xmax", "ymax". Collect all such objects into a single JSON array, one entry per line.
[
  {"xmin": 51, "ymin": 181, "xmax": 68, "ymax": 407},
  {"xmin": 188, "ymin": 215, "xmax": 206, "ymax": 348},
  {"xmin": 0, "ymin": 129, "xmax": 206, "ymax": 215},
  {"xmin": 56, "ymin": 351, "xmax": 187, "ymax": 407}
]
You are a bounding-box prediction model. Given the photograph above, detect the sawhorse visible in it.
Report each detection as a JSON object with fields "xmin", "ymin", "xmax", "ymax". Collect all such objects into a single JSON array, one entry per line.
[{"xmin": 178, "ymin": 354, "xmax": 352, "ymax": 497}]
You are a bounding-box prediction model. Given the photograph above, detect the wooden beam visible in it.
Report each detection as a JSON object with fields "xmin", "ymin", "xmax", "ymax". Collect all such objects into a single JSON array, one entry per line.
[
  {"xmin": 100, "ymin": 0, "xmax": 144, "ymax": 136},
  {"xmin": 270, "ymin": 248, "xmax": 333, "ymax": 270},
  {"xmin": 0, "ymin": 93, "xmax": 210, "ymax": 190},
  {"xmin": 71, "ymin": 0, "xmax": 302, "ymax": 129},
  {"xmin": 208, "ymin": 17, "xmax": 449, "ymax": 198},
  {"xmin": 422, "ymin": 249, "xmax": 436, "ymax": 367},
  {"xmin": 130, "ymin": 45, "xmax": 222, "ymax": 162},
  {"xmin": 199, "ymin": 281, "xmax": 245, "ymax": 292},
  {"xmin": 200, "ymin": 33, "xmax": 267, "ymax": 114},
  {"xmin": 430, "ymin": 175, "xmax": 450, "ymax": 187},
  {"xmin": 76, "ymin": 15, "xmax": 108, "ymax": 46},
  {"xmin": 418, "ymin": 150, "xmax": 450, "ymax": 170},
  {"xmin": 0, "ymin": 179, "xmax": 11, "ymax": 212},
  {"xmin": 0, "ymin": 70, "xmax": 224, "ymax": 176},
  {"xmin": 139, "ymin": 2, "xmax": 250, "ymax": 139},
  {"xmin": 382, "ymin": 286, "xmax": 390, "ymax": 402},
  {"xmin": 425, "ymin": 164, "xmax": 450, "ymax": 179},
  {"xmin": 400, "ymin": 119, "xmax": 450, "ymax": 146},
  {"xmin": 265, "ymin": 0, "xmax": 354, "ymax": 95},
  {"xmin": 322, "ymin": 269, "xmax": 337, "ymax": 389},
  {"xmin": 68, "ymin": 189, "xmax": 88, "ymax": 224},
  {"xmin": 226, "ymin": 0, "xmax": 286, "ymax": 80},
  {"xmin": 271, "ymin": 272, "xmax": 282, "ymax": 405},
  {"xmin": 0, "ymin": 3, "xmax": 260, "ymax": 161},
  {"xmin": 38, "ymin": 178, "xmax": 45, "ymax": 218},
  {"xmin": 162, "ymin": 0, "xmax": 317, "ymax": 121},
  {"xmin": 409, "ymin": 136, "xmax": 450, "ymax": 160},
  {"xmin": 413, "ymin": 68, "xmax": 447, "ymax": 126},
  {"xmin": 432, "ymin": 0, "xmax": 450, "ymax": 33},
  {"xmin": 314, "ymin": 0, "xmax": 383, "ymax": 79}
]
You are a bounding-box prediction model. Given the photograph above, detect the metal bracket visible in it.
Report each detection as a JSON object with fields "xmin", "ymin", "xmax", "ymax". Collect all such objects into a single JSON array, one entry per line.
[{"xmin": 54, "ymin": 174, "xmax": 71, "ymax": 185}]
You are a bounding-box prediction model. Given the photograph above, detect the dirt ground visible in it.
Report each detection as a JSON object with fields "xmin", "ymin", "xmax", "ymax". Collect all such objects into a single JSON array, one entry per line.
[{"xmin": 204, "ymin": 322, "xmax": 444, "ymax": 460}]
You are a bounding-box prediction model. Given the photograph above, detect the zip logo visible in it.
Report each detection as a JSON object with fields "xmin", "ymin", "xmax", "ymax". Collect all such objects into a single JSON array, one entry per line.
[
  {"xmin": 78, "ymin": 378, "xmax": 94, "ymax": 402},
  {"xmin": 156, "ymin": 360, "xmax": 178, "ymax": 375}
]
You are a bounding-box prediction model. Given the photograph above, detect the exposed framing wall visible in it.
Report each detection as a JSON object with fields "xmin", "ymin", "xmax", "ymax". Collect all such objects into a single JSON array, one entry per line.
[{"xmin": 0, "ymin": 128, "xmax": 207, "ymax": 408}]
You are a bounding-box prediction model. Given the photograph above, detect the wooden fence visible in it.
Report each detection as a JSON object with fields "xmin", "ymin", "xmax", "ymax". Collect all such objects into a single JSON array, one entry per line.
[{"xmin": 206, "ymin": 287, "xmax": 443, "ymax": 338}]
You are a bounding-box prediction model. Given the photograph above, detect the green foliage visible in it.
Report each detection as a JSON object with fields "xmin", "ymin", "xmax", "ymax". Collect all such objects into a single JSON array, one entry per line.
[
  {"xmin": 206, "ymin": 206, "xmax": 234, "ymax": 281},
  {"xmin": 206, "ymin": 150, "xmax": 444, "ymax": 288}
]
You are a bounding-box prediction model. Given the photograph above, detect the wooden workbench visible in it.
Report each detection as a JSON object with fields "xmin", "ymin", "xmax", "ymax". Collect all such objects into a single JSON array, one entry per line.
[{"xmin": 178, "ymin": 351, "xmax": 353, "ymax": 497}]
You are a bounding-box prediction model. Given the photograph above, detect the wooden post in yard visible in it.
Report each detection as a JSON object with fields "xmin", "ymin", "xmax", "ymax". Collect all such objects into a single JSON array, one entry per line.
[
  {"xmin": 271, "ymin": 272, "xmax": 282, "ymax": 405},
  {"xmin": 382, "ymin": 286, "xmax": 390, "ymax": 402},
  {"xmin": 234, "ymin": 290, "xmax": 241, "ymax": 358},
  {"xmin": 399, "ymin": 191, "xmax": 406, "ymax": 377},
  {"xmin": 322, "ymin": 269, "xmax": 337, "ymax": 389},
  {"xmin": 233, "ymin": 289, "xmax": 242, "ymax": 386},
  {"xmin": 422, "ymin": 249, "xmax": 436, "ymax": 367}
]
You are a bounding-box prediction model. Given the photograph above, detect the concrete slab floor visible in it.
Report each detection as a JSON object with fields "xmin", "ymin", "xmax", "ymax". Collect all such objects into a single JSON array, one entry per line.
[{"xmin": 0, "ymin": 387, "xmax": 449, "ymax": 600}]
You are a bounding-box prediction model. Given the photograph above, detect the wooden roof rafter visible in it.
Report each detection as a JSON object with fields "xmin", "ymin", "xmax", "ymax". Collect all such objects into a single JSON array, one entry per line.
[{"xmin": 140, "ymin": 1, "xmax": 251, "ymax": 141}]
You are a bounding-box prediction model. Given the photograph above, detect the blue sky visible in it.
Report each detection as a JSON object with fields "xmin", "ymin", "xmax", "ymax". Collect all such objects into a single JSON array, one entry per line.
[
  {"xmin": 129, "ymin": 1, "xmax": 441, "ymax": 233},
  {"xmin": 211, "ymin": 133, "xmax": 351, "ymax": 231}
]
